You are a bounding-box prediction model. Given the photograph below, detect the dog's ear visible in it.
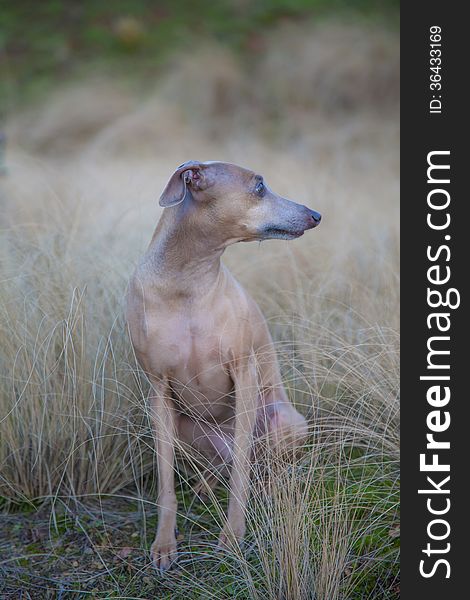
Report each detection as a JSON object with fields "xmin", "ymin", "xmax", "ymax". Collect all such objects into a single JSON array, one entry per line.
[{"xmin": 159, "ymin": 161, "xmax": 207, "ymax": 207}]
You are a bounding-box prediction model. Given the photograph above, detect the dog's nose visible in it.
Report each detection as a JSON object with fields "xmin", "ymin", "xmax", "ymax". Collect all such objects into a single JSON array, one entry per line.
[{"xmin": 310, "ymin": 210, "xmax": 322, "ymax": 224}]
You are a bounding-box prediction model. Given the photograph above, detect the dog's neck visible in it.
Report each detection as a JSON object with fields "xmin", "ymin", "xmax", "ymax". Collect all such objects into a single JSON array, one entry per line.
[{"xmin": 144, "ymin": 203, "xmax": 226, "ymax": 297}]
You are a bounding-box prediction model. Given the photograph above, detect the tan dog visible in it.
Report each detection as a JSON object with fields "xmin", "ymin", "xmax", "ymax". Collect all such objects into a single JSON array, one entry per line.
[{"xmin": 126, "ymin": 161, "xmax": 321, "ymax": 570}]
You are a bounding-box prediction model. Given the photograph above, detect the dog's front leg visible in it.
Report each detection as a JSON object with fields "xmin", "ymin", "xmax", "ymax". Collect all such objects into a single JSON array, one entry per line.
[
  {"xmin": 218, "ymin": 354, "xmax": 258, "ymax": 550},
  {"xmin": 148, "ymin": 375, "xmax": 178, "ymax": 571}
]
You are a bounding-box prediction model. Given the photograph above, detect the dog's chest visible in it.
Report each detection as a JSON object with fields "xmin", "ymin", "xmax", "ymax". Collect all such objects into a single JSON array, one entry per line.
[{"xmin": 148, "ymin": 312, "xmax": 235, "ymax": 410}]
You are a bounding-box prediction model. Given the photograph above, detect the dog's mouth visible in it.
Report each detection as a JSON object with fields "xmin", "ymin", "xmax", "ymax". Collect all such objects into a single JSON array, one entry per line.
[{"xmin": 261, "ymin": 227, "xmax": 305, "ymax": 240}]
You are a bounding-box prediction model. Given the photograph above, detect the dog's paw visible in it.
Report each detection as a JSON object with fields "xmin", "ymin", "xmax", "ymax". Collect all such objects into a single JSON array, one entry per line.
[{"xmin": 150, "ymin": 536, "xmax": 178, "ymax": 572}]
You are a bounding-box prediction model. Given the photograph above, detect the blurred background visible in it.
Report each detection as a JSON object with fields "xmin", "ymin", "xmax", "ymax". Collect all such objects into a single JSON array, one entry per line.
[
  {"xmin": 1, "ymin": 0, "xmax": 399, "ymax": 155},
  {"xmin": 1, "ymin": 1, "xmax": 398, "ymax": 107},
  {"xmin": 0, "ymin": 2, "xmax": 399, "ymax": 598},
  {"xmin": 0, "ymin": 0, "xmax": 399, "ymax": 302}
]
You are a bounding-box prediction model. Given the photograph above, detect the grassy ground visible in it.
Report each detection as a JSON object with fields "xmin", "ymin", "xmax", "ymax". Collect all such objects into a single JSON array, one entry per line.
[
  {"xmin": 1, "ymin": 454, "xmax": 399, "ymax": 598},
  {"xmin": 1, "ymin": 5, "xmax": 399, "ymax": 599}
]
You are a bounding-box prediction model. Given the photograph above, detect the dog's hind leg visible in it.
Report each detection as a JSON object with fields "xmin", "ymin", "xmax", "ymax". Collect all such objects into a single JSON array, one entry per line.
[{"xmin": 256, "ymin": 389, "xmax": 309, "ymax": 457}]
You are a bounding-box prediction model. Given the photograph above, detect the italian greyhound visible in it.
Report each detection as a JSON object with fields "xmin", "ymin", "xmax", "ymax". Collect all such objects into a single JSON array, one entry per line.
[{"xmin": 126, "ymin": 161, "xmax": 321, "ymax": 570}]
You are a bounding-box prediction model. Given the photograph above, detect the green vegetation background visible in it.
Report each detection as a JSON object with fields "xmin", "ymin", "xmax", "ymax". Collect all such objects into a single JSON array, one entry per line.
[{"xmin": 1, "ymin": 0, "xmax": 399, "ymax": 114}]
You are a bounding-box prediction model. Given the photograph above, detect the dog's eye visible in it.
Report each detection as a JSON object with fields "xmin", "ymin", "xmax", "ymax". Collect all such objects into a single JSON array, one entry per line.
[{"xmin": 255, "ymin": 181, "xmax": 265, "ymax": 196}]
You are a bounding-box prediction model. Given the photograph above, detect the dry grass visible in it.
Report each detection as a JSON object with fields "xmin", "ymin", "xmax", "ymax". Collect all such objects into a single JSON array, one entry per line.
[{"xmin": 0, "ymin": 22, "xmax": 399, "ymax": 599}]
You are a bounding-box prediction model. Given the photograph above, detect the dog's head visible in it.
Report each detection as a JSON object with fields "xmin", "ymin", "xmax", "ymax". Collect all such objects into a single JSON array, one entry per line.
[{"xmin": 159, "ymin": 161, "xmax": 321, "ymax": 245}]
